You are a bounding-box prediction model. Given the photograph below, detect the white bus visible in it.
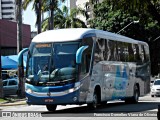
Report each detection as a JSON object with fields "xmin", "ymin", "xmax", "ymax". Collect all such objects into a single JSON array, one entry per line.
[{"xmin": 25, "ymin": 28, "xmax": 150, "ymax": 111}]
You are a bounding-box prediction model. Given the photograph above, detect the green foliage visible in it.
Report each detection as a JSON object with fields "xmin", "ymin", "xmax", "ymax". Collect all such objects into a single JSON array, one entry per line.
[
  {"xmin": 42, "ymin": 6, "xmax": 87, "ymax": 31},
  {"xmin": 89, "ymin": 0, "xmax": 160, "ymax": 42}
]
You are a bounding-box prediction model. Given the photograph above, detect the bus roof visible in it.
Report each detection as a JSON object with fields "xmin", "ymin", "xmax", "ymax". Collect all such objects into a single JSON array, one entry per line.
[{"xmin": 32, "ymin": 28, "xmax": 148, "ymax": 46}]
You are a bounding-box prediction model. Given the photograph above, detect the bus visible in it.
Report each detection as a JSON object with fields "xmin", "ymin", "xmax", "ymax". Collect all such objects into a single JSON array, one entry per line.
[{"xmin": 25, "ymin": 28, "xmax": 150, "ymax": 111}]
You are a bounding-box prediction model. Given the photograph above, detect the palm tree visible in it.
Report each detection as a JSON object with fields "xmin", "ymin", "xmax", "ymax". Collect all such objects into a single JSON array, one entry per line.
[
  {"xmin": 17, "ymin": 0, "xmax": 24, "ymax": 98},
  {"xmin": 23, "ymin": 0, "xmax": 43, "ymax": 33},
  {"xmin": 42, "ymin": 6, "xmax": 88, "ymax": 31},
  {"xmin": 48, "ymin": 0, "xmax": 66, "ymax": 30},
  {"xmin": 23, "ymin": 0, "xmax": 66, "ymax": 32}
]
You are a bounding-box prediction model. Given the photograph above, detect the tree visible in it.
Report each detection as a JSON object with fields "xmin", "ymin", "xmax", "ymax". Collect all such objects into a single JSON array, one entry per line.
[
  {"xmin": 49, "ymin": 0, "xmax": 65, "ymax": 30},
  {"xmin": 16, "ymin": 0, "xmax": 24, "ymax": 97},
  {"xmin": 42, "ymin": 6, "xmax": 87, "ymax": 31},
  {"xmin": 0, "ymin": 45, "xmax": 3, "ymax": 98},
  {"xmin": 23, "ymin": 0, "xmax": 45, "ymax": 33},
  {"xmin": 107, "ymin": 0, "xmax": 160, "ymax": 26},
  {"xmin": 17, "ymin": 0, "xmax": 23, "ymax": 53},
  {"xmin": 23, "ymin": 0, "xmax": 66, "ymax": 32}
]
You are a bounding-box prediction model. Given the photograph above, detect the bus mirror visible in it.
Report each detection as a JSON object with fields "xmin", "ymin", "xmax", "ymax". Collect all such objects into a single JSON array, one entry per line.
[{"xmin": 76, "ymin": 46, "xmax": 88, "ymax": 64}]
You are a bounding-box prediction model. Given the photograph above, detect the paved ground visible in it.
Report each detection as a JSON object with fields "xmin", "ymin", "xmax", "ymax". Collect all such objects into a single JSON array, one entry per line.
[{"xmin": 0, "ymin": 93, "xmax": 160, "ymax": 120}]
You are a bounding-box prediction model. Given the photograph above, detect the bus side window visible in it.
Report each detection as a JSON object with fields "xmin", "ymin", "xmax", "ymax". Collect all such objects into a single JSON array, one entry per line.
[
  {"xmin": 118, "ymin": 42, "xmax": 126, "ymax": 62},
  {"xmin": 80, "ymin": 37, "xmax": 94, "ymax": 74},
  {"xmin": 94, "ymin": 38, "xmax": 106, "ymax": 63},
  {"xmin": 144, "ymin": 45, "xmax": 150, "ymax": 62},
  {"xmin": 135, "ymin": 44, "xmax": 142, "ymax": 64},
  {"xmin": 128, "ymin": 43, "xmax": 134, "ymax": 62},
  {"xmin": 80, "ymin": 53, "xmax": 91, "ymax": 74},
  {"xmin": 108, "ymin": 40, "xmax": 117, "ymax": 61},
  {"xmin": 141, "ymin": 45, "xmax": 147, "ymax": 62}
]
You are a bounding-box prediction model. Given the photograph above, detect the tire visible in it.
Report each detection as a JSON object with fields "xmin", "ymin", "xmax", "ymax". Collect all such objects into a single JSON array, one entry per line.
[
  {"xmin": 125, "ymin": 85, "xmax": 139, "ymax": 104},
  {"xmin": 87, "ymin": 91, "xmax": 98, "ymax": 109},
  {"xmin": 46, "ymin": 105, "xmax": 57, "ymax": 112},
  {"xmin": 131, "ymin": 85, "xmax": 139, "ymax": 103}
]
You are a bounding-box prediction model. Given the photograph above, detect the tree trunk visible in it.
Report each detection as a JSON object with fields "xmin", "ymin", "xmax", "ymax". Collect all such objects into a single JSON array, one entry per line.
[
  {"xmin": 0, "ymin": 44, "xmax": 3, "ymax": 98},
  {"xmin": 17, "ymin": 0, "xmax": 25, "ymax": 98},
  {"xmin": 36, "ymin": 0, "xmax": 42, "ymax": 33},
  {"xmin": 17, "ymin": 0, "xmax": 22, "ymax": 54},
  {"xmin": 50, "ymin": 0, "xmax": 54, "ymax": 30}
]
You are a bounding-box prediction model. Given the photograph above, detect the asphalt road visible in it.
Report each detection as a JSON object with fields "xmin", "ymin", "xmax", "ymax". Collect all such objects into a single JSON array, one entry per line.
[{"xmin": 0, "ymin": 94, "xmax": 160, "ymax": 120}]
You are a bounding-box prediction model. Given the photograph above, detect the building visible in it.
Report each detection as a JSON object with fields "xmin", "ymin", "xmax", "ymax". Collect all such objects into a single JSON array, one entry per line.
[
  {"xmin": 62, "ymin": 0, "xmax": 103, "ymax": 24},
  {"xmin": 0, "ymin": 19, "xmax": 31, "ymax": 55},
  {"xmin": 0, "ymin": 0, "xmax": 16, "ymax": 21}
]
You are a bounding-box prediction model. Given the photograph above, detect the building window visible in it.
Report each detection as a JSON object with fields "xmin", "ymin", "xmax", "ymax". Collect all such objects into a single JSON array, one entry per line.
[
  {"xmin": 3, "ymin": 18, "xmax": 14, "ymax": 20},
  {"xmin": 2, "ymin": 12, "xmax": 13, "ymax": 15},
  {"xmin": 1, "ymin": 1, "xmax": 13, "ymax": 4},
  {"xmin": 2, "ymin": 7, "xmax": 14, "ymax": 10}
]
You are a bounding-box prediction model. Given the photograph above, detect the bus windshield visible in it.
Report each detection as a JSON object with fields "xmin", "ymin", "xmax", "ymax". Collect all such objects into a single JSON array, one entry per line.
[{"xmin": 26, "ymin": 42, "xmax": 79, "ymax": 86}]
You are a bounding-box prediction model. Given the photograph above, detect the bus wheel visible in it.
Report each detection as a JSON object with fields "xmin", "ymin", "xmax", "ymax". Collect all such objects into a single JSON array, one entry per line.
[
  {"xmin": 131, "ymin": 85, "xmax": 139, "ymax": 103},
  {"xmin": 46, "ymin": 105, "xmax": 57, "ymax": 112},
  {"xmin": 87, "ymin": 91, "xmax": 98, "ymax": 109},
  {"xmin": 125, "ymin": 85, "xmax": 139, "ymax": 104}
]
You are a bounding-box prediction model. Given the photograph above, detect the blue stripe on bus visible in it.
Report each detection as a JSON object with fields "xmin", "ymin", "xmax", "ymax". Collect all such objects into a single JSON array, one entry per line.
[{"xmin": 122, "ymin": 67, "xmax": 128, "ymax": 89}]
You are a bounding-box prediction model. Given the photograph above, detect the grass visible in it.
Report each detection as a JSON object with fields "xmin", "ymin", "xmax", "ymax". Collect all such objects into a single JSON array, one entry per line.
[
  {"xmin": 0, "ymin": 98, "xmax": 7, "ymax": 103},
  {"xmin": 0, "ymin": 96, "xmax": 24, "ymax": 104}
]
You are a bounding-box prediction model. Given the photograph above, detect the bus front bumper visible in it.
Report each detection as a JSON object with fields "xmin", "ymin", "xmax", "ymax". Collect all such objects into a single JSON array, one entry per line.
[{"xmin": 26, "ymin": 90, "xmax": 79, "ymax": 105}]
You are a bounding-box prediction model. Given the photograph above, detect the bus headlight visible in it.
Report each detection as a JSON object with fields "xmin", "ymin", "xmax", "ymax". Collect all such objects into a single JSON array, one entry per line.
[
  {"xmin": 68, "ymin": 82, "xmax": 81, "ymax": 93},
  {"xmin": 26, "ymin": 88, "xmax": 33, "ymax": 93},
  {"xmin": 69, "ymin": 88, "xmax": 74, "ymax": 93},
  {"xmin": 74, "ymin": 82, "xmax": 82, "ymax": 91}
]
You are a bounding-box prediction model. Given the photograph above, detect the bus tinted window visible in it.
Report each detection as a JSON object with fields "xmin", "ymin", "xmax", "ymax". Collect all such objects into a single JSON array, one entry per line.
[
  {"xmin": 144, "ymin": 45, "xmax": 150, "ymax": 62},
  {"xmin": 81, "ymin": 37, "xmax": 94, "ymax": 74},
  {"xmin": 108, "ymin": 40, "xmax": 117, "ymax": 61},
  {"xmin": 117, "ymin": 42, "xmax": 128, "ymax": 62},
  {"xmin": 128, "ymin": 43, "xmax": 135, "ymax": 62},
  {"xmin": 95, "ymin": 38, "xmax": 106, "ymax": 62}
]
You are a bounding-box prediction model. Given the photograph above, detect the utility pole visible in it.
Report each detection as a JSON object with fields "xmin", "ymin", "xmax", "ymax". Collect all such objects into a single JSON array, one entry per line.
[{"xmin": 17, "ymin": 0, "xmax": 25, "ymax": 98}]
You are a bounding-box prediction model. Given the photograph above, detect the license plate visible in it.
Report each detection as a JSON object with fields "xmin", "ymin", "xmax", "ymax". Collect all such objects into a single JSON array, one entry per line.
[{"xmin": 45, "ymin": 99, "xmax": 53, "ymax": 102}]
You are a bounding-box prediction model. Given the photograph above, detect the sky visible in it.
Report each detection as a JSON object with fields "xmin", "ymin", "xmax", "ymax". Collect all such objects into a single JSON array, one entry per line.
[{"xmin": 23, "ymin": 2, "xmax": 37, "ymax": 31}]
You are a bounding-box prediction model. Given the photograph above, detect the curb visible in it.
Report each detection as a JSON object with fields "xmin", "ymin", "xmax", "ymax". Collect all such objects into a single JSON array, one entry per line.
[{"xmin": 0, "ymin": 101, "xmax": 26, "ymax": 106}]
